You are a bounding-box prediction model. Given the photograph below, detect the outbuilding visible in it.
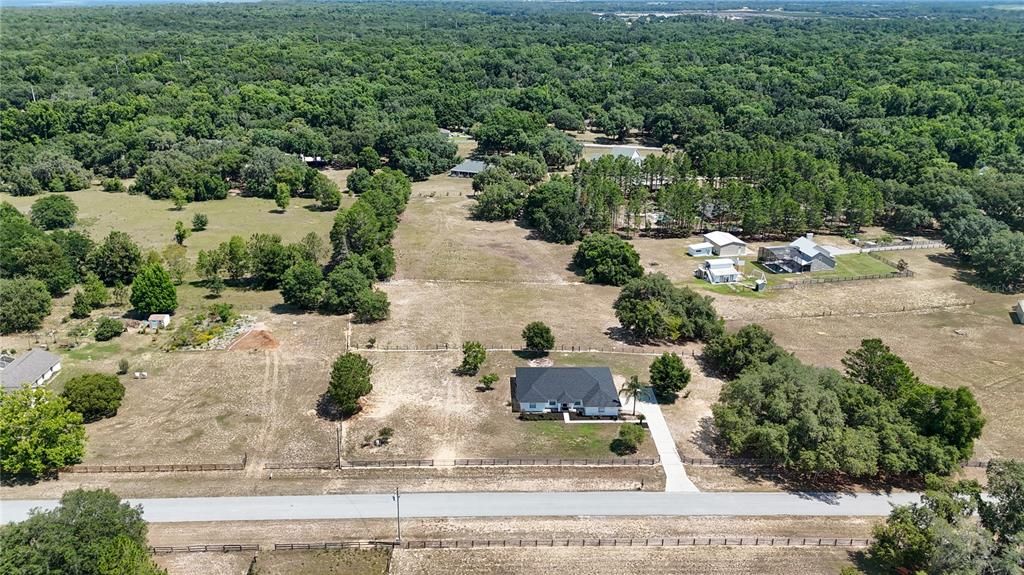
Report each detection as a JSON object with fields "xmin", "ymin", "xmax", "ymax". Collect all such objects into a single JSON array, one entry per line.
[
  {"xmin": 1014, "ymin": 301, "xmax": 1024, "ymax": 324},
  {"xmin": 148, "ymin": 314, "xmax": 172, "ymax": 329},
  {"xmin": 701, "ymin": 231, "xmax": 748, "ymax": 257},
  {"xmin": 687, "ymin": 242, "xmax": 714, "ymax": 257},
  {"xmin": 695, "ymin": 258, "xmax": 742, "ymax": 284},
  {"xmin": 0, "ymin": 349, "xmax": 62, "ymax": 392}
]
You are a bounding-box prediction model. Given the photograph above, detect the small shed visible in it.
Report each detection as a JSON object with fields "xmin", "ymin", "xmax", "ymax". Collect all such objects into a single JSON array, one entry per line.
[
  {"xmin": 449, "ymin": 159, "xmax": 487, "ymax": 178},
  {"xmin": 148, "ymin": 314, "xmax": 171, "ymax": 329},
  {"xmin": 695, "ymin": 258, "xmax": 742, "ymax": 284},
  {"xmin": 687, "ymin": 242, "xmax": 714, "ymax": 257},
  {"xmin": 1014, "ymin": 301, "xmax": 1024, "ymax": 324}
]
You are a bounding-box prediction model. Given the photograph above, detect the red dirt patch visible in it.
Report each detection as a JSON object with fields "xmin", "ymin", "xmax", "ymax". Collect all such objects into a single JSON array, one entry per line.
[{"xmin": 229, "ymin": 330, "xmax": 280, "ymax": 351}]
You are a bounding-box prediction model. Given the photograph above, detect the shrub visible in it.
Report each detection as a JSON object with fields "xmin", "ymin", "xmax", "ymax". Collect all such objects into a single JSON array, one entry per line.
[
  {"xmin": 30, "ymin": 194, "xmax": 78, "ymax": 230},
  {"xmin": 117, "ymin": 358, "xmax": 129, "ymax": 375},
  {"xmin": 649, "ymin": 353, "xmax": 691, "ymax": 403},
  {"xmin": 327, "ymin": 352, "xmax": 373, "ymax": 417},
  {"xmin": 611, "ymin": 423, "xmax": 645, "ymax": 455},
  {"xmin": 479, "ymin": 373, "xmax": 498, "ymax": 391},
  {"xmin": 102, "ymin": 178, "xmax": 126, "ymax": 192},
  {"xmin": 458, "ymin": 341, "xmax": 487, "ymax": 375},
  {"xmin": 61, "ymin": 373, "xmax": 125, "ymax": 422},
  {"xmin": 94, "ymin": 317, "xmax": 124, "ymax": 341},
  {"xmin": 192, "ymin": 213, "xmax": 208, "ymax": 231},
  {"xmin": 353, "ymin": 289, "xmax": 390, "ymax": 323},
  {"xmin": 522, "ymin": 321, "xmax": 554, "ymax": 352}
]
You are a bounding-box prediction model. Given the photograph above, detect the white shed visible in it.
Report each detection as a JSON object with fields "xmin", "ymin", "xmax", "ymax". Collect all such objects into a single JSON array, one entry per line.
[
  {"xmin": 687, "ymin": 242, "xmax": 714, "ymax": 257},
  {"xmin": 148, "ymin": 314, "xmax": 172, "ymax": 329}
]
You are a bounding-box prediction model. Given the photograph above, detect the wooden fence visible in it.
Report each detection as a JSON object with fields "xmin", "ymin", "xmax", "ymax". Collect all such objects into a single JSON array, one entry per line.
[
  {"xmin": 276, "ymin": 537, "xmax": 873, "ymax": 551},
  {"xmin": 150, "ymin": 544, "xmax": 259, "ymax": 554},
  {"xmin": 264, "ymin": 458, "xmax": 659, "ymax": 470},
  {"xmin": 61, "ymin": 454, "xmax": 247, "ymax": 474}
]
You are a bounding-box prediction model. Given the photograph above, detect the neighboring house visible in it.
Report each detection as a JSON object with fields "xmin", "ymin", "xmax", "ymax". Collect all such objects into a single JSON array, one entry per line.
[
  {"xmin": 512, "ymin": 367, "xmax": 621, "ymax": 417},
  {"xmin": 1014, "ymin": 301, "xmax": 1024, "ymax": 324},
  {"xmin": 758, "ymin": 234, "xmax": 837, "ymax": 273},
  {"xmin": 0, "ymin": 349, "xmax": 62, "ymax": 392},
  {"xmin": 449, "ymin": 159, "xmax": 488, "ymax": 178},
  {"xmin": 695, "ymin": 258, "xmax": 742, "ymax": 284},
  {"xmin": 596, "ymin": 146, "xmax": 643, "ymax": 164},
  {"xmin": 148, "ymin": 314, "xmax": 172, "ymax": 329},
  {"xmin": 701, "ymin": 231, "xmax": 748, "ymax": 256}
]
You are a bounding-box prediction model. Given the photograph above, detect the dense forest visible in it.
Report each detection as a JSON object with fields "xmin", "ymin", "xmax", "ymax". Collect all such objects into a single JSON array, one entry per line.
[{"xmin": 1, "ymin": 1, "xmax": 1023, "ymax": 292}]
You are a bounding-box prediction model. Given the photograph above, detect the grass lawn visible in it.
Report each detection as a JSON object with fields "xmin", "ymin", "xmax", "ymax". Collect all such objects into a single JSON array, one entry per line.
[
  {"xmin": 526, "ymin": 422, "xmax": 644, "ymax": 459},
  {"xmin": 825, "ymin": 253, "xmax": 898, "ymax": 277}
]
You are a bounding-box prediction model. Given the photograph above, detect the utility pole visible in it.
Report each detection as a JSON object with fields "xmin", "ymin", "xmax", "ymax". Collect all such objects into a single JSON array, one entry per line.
[{"xmin": 393, "ymin": 488, "xmax": 402, "ymax": 542}]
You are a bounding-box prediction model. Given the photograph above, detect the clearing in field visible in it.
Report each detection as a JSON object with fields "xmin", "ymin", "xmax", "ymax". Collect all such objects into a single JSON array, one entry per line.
[{"xmin": 342, "ymin": 351, "xmax": 659, "ymax": 462}]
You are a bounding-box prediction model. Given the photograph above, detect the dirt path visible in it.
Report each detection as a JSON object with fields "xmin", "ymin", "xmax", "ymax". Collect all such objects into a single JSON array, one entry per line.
[{"xmin": 246, "ymin": 350, "xmax": 280, "ymax": 477}]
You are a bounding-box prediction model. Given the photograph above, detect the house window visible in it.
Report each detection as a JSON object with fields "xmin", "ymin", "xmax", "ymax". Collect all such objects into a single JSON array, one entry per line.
[
  {"xmin": 548, "ymin": 401, "xmax": 557, "ymax": 406},
  {"xmin": 573, "ymin": 401, "xmax": 582, "ymax": 406},
  {"xmin": 528, "ymin": 403, "xmax": 537, "ymax": 409}
]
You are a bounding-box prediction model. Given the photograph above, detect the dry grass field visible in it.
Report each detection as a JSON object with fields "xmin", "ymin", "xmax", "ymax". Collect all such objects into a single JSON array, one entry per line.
[
  {"xmin": 391, "ymin": 547, "xmax": 857, "ymax": 575},
  {"xmin": 250, "ymin": 549, "xmax": 389, "ymax": 575},
  {"xmin": 342, "ymin": 351, "xmax": 659, "ymax": 461}
]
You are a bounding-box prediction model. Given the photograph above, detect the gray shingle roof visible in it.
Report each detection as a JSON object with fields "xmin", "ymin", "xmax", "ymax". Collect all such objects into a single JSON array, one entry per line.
[
  {"xmin": 514, "ymin": 367, "xmax": 620, "ymax": 408},
  {"xmin": 0, "ymin": 349, "xmax": 61, "ymax": 391},
  {"xmin": 450, "ymin": 159, "xmax": 487, "ymax": 174}
]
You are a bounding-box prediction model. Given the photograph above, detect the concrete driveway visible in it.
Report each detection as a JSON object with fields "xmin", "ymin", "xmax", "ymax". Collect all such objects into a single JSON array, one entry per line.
[{"xmin": 625, "ymin": 389, "xmax": 699, "ymax": 492}]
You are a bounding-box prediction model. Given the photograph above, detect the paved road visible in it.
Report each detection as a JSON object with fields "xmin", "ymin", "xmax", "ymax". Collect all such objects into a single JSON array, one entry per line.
[
  {"xmin": 1, "ymin": 491, "xmax": 919, "ymax": 524},
  {"xmin": 632, "ymin": 389, "xmax": 699, "ymax": 492}
]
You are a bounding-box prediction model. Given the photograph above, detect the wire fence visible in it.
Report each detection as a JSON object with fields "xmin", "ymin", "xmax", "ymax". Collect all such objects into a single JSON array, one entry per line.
[
  {"xmin": 61, "ymin": 454, "xmax": 247, "ymax": 474},
  {"xmin": 355, "ymin": 343, "xmax": 665, "ymax": 354},
  {"xmin": 767, "ymin": 268, "xmax": 913, "ymax": 290},
  {"xmin": 861, "ymin": 241, "xmax": 944, "ymax": 252}
]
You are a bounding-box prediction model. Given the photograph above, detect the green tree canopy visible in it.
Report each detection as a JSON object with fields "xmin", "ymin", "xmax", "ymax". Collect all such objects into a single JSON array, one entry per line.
[
  {"xmin": 613, "ymin": 273, "xmax": 723, "ymax": 343},
  {"xmin": 572, "ymin": 233, "xmax": 644, "ymax": 286},
  {"xmin": 0, "ymin": 387, "xmax": 85, "ymax": 479},
  {"xmin": 88, "ymin": 230, "xmax": 142, "ymax": 286},
  {"xmin": 328, "ymin": 352, "xmax": 373, "ymax": 417},
  {"xmin": 522, "ymin": 321, "xmax": 555, "ymax": 352},
  {"xmin": 649, "ymin": 352, "xmax": 691, "ymax": 403},
  {"xmin": 0, "ymin": 488, "xmax": 163, "ymax": 575},
  {"xmin": 129, "ymin": 262, "xmax": 178, "ymax": 315},
  {"xmin": 29, "ymin": 194, "xmax": 78, "ymax": 230},
  {"xmin": 0, "ymin": 278, "xmax": 52, "ymax": 334}
]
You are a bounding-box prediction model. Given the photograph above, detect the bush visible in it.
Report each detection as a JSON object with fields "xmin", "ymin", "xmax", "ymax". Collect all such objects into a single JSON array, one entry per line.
[
  {"xmin": 102, "ymin": 178, "xmax": 125, "ymax": 193},
  {"xmin": 649, "ymin": 353, "xmax": 691, "ymax": 403},
  {"xmin": 71, "ymin": 291, "xmax": 92, "ymax": 319},
  {"xmin": 611, "ymin": 423, "xmax": 645, "ymax": 455},
  {"xmin": 458, "ymin": 341, "xmax": 486, "ymax": 375},
  {"xmin": 94, "ymin": 317, "xmax": 124, "ymax": 341},
  {"xmin": 117, "ymin": 358, "xmax": 129, "ymax": 375},
  {"xmin": 479, "ymin": 373, "xmax": 498, "ymax": 391},
  {"xmin": 30, "ymin": 194, "xmax": 78, "ymax": 230},
  {"xmin": 192, "ymin": 213, "xmax": 208, "ymax": 231},
  {"xmin": 61, "ymin": 373, "xmax": 125, "ymax": 422},
  {"xmin": 522, "ymin": 321, "xmax": 554, "ymax": 352}
]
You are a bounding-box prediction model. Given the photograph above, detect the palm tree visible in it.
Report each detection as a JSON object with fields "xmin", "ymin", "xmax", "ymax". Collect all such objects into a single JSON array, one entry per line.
[{"xmin": 619, "ymin": 375, "xmax": 644, "ymax": 417}]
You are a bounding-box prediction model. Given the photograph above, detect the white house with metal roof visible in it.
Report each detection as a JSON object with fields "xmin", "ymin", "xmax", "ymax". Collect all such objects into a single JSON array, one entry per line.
[
  {"xmin": 0, "ymin": 349, "xmax": 62, "ymax": 392},
  {"xmin": 695, "ymin": 257, "xmax": 742, "ymax": 284}
]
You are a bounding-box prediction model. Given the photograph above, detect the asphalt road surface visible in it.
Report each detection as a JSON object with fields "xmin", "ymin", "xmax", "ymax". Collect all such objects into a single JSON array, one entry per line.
[{"xmin": 1, "ymin": 491, "xmax": 920, "ymax": 524}]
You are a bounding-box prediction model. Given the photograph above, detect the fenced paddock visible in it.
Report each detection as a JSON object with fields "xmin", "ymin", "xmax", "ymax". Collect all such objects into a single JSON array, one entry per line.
[{"xmin": 861, "ymin": 241, "xmax": 944, "ymax": 252}]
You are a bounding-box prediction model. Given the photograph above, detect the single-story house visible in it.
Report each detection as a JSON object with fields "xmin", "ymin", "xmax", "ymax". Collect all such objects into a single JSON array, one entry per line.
[
  {"xmin": 148, "ymin": 314, "xmax": 172, "ymax": 329},
  {"xmin": 0, "ymin": 348, "xmax": 62, "ymax": 392},
  {"xmin": 596, "ymin": 146, "xmax": 643, "ymax": 165},
  {"xmin": 702, "ymin": 231, "xmax": 748, "ymax": 256},
  {"xmin": 695, "ymin": 258, "xmax": 742, "ymax": 284},
  {"xmin": 1014, "ymin": 301, "xmax": 1024, "ymax": 324},
  {"xmin": 512, "ymin": 367, "xmax": 621, "ymax": 417},
  {"xmin": 758, "ymin": 234, "xmax": 837, "ymax": 273},
  {"xmin": 449, "ymin": 159, "xmax": 488, "ymax": 178},
  {"xmin": 687, "ymin": 242, "xmax": 714, "ymax": 257}
]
